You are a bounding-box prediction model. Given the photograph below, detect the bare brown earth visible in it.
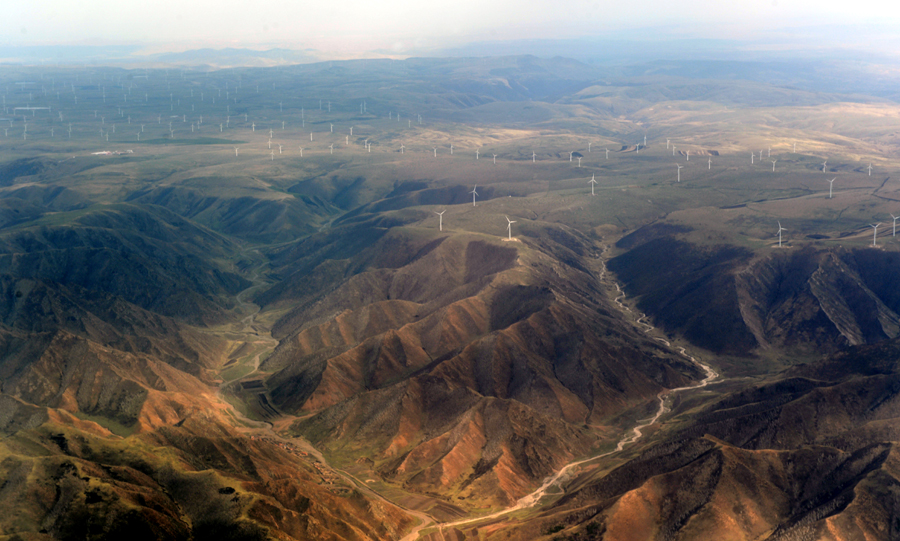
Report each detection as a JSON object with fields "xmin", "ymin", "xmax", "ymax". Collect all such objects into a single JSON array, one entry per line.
[
  {"xmin": 474, "ymin": 338, "xmax": 900, "ymax": 540},
  {"xmin": 255, "ymin": 217, "xmax": 702, "ymax": 508}
]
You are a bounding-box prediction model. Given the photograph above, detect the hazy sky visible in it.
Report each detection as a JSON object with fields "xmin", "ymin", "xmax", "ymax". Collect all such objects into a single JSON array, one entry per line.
[{"xmin": 3, "ymin": 0, "xmax": 898, "ymax": 55}]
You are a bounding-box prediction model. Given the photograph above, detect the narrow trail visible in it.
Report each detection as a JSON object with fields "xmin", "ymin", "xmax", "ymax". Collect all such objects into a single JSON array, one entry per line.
[{"xmin": 436, "ymin": 243, "xmax": 720, "ymax": 533}]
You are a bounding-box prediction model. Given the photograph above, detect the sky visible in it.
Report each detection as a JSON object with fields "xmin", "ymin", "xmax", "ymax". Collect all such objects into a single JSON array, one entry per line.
[{"xmin": 2, "ymin": 0, "xmax": 899, "ymax": 56}]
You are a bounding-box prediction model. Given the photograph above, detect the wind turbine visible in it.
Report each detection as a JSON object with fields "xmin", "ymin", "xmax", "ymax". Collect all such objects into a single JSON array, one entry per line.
[
  {"xmin": 588, "ymin": 142, "xmax": 592, "ymax": 152},
  {"xmin": 476, "ymin": 149, "xmax": 479, "ymax": 160},
  {"xmin": 666, "ymin": 138, "xmax": 670, "ymax": 149},
  {"xmin": 828, "ymin": 177, "xmax": 836, "ymax": 198},
  {"xmin": 605, "ymin": 148, "xmax": 609, "ymax": 159},
  {"xmin": 469, "ymin": 185, "xmax": 478, "ymax": 207},
  {"xmin": 433, "ymin": 147, "xmax": 437, "ymax": 157},
  {"xmin": 589, "ymin": 174, "xmax": 598, "ymax": 196},
  {"xmin": 708, "ymin": 156, "xmax": 712, "ymax": 170},
  {"xmin": 772, "ymin": 159, "xmax": 777, "ymax": 172},
  {"xmin": 299, "ymin": 147, "xmax": 303, "ymax": 157},
  {"xmin": 776, "ymin": 221, "xmax": 787, "ymax": 248},
  {"xmin": 676, "ymin": 164, "xmax": 683, "ymax": 182},
  {"xmin": 751, "ymin": 153, "xmax": 754, "ymax": 164},
  {"xmin": 686, "ymin": 150, "xmax": 689, "ymax": 161},
  {"xmin": 868, "ymin": 163, "xmax": 873, "ymax": 176},
  {"xmin": 569, "ymin": 151, "xmax": 573, "ymax": 162},
  {"xmin": 450, "ymin": 144, "xmax": 454, "ymax": 155},
  {"xmin": 532, "ymin": 151, "xmax": 536, "ymax": 163},
  {"xmin": 329, "ymin": 143, "xmax": 334, "ymax": 155},
  {"xmin": 822, "ymin": 160, "xmax": 827, "ymax": 172},
  {"xmin": 270, "ymin": 150, "xmax": 275, "ymax": 161},
  {"xmin": 891, "ymin": 214, "xmax": 899, "ymax": 237},
  {"xmin": 871, "ymin": 223, "xmax": 882, "ymax": 246},
  {"xmin": 435, "ymin": 210, "xmax": 445, "ymax": 231},
  {"xmin": 672, "ymin": 145, "xmax": 676, "ymax": 156},
  {"xmin": 400, "ymin": 143, "xmax": 405, "ymax": 154},
  {"xmin": 505, "ymin": 216, "xmax": 516, "ymax": 240},
  {"xmin": 577, "ymin": 157, "xmax": 582, "ymax": 167},
  {"xmin": 493, "ymin": 153, "xmax": 497, "ymax": 164}
]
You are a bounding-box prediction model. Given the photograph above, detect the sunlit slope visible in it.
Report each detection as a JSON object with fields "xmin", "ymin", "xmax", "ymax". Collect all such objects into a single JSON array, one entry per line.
[{"xmin": 253, "ymin": 213, "xmax": 701, "ymax": 506}]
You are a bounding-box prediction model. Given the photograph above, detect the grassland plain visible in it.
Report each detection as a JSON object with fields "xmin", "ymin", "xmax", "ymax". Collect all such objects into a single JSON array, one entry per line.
[{"xmin": 0, "ymin": 55, "xmax": 898, "ymax": 540}]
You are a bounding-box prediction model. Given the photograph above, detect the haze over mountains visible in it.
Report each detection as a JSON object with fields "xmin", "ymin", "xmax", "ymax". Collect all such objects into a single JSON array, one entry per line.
[{"xmin": 0, "ymin": 39, "xmax": 899, "ymax": 540}]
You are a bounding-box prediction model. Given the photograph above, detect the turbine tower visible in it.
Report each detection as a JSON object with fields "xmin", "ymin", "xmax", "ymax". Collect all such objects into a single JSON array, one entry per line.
[
  {"xmin": 823, "ymin": 160, "xmax": 827, "ymax": 172},
  {"xmin": 868, "ymin": 163, "xmax": 873, "ymax": 176},
  {"xmin": 708, "ymin": 156, "xmax": 712, "ymax": 170},
  {"xmin": 532, "ymin": 151, "xmax": 536, "ymax": 163},
  {"xmin": 435, "ymin": 210, "xmax": 445, "ymax": 231},
  {"xmin": 776, "ymin": 221, "xmax": 787, "ymax": 248},
  {"xmin": 589, "ymin": 174, "xmax": 598, "ymax": 196},
  {"xmin": 470, "ymin": 185, "xmax": 478, "ymax": 207},
  {"xmin": 871, "ymin": 223, "xmax": 882, "ymax": 247},
  {"xmin": 676, "ymin": 164, "xmax": 683, "ymax": 182},
  {"xmin": 891, "ymin": 214, "xmax": 899, "ymax": 237},
  {"xmin": 772, "ymin": 159, "xmax": 777, "ymax": 172},
  {"xmin": 505, "ymin": 216, "xmax": 516, "ymax": 240},
  {"xmin": 828, "ymin": 178, "xmax": 836, "ymax": 199}
]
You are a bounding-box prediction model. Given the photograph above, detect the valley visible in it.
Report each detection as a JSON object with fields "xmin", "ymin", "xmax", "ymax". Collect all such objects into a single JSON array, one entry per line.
[{"xmin": 1, "ymin": 55, "xmax": 900, "ymax": 540}]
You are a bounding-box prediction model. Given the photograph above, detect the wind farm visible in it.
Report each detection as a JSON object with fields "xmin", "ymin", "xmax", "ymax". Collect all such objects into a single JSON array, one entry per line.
[{"xmin": 0, "ymin": 51, "xmax": 899, "ymax": 541}]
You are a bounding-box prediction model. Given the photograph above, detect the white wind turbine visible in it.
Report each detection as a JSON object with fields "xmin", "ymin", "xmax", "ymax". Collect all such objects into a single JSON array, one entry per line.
[
  {"xmin": 235, "ymin": 147, "xmax": 239, "ymax": 156},
  {"xmin": 708, "ymin": 156, "xmax": 712, "ymax": 170},
  {"xmin": 476, "ymin": 149, "xmax": 479, "ymax": 160},
  {"xmin": 329, "ymin": 143, "xmax": 334, "ymax": 155},
  {"xmin": 435, "ymin": 210, "xmax": 446, "ymax": 231},
  {"xmin": 469, "ymin": 185, "xmax": 478, "ymax": 207},
  {"xmin": 299, "ymin": 147, "xmax": 303, "ymax": 157},
  {"xmin": 676, "ymin": 164, "xmax": 683, "ymax": 182},
  {"xmin": 505, "ymin": 216, "xmax": 516, "ymax": 240},
  {"xmin": 686, "ymin": 150, "xmax": 689, "ymax": 161},
  {"xmin": 569, "ymin": 151, "xmax": 573, "ymax": 162},
  {"xmin": 776, "ymin": 221, "xmax": 787, "ymax": 248},
  {"xmin": 400, "ymin": 143, "xmax": 405, "ymax": 154},
  {"xmin": 891, "ymin": 214, "xmax": 899, "ymax": 237},
  {"xmin": 828, "ymin": 177, "xmax": 836, "ymax": 198},
  {"xmin": 532, "ymin": 151, "xmax": 536, "ymax": 163},
  {"xmin": 822, "ymin": 160, "xmax": 827, "ymax": 172},
  {"xmin": 605, "ymin": 148, "xmax": 609, "ymax": 159},
  {"xmin": 493, "ymin": 153, "xmax": 497, "ymax": 164},
  {"xmin": 450, "ymin": 144, "xmax": 454, "ymax": 155},
  {"xmin": 589, "ymin": 174, "xmax": 598, "ymax": 196},
  {"xmin": 577, "ymin": 157, "xmax": 582, "ymax": 167},
  {"xmin": 666, "ymin": 138, "xmax": 670, "ymax": 149},
  {"xmin": 772, "ymin": 159, "xmax": 777, "ymax": 172},
  {"xmin": 868, "ymin": 163, "xmax": 873, "ymax": 176},
  {"xmin": 871, "ymin": 223, "xmax": 882, "ymax": 246},
  {"xmin": 751, "ymin": 153, "xmax": 754, "ymax": 164},
  {"xmin": 433, "ymin": 147, "xmax": 437, "ymax": 157}
]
